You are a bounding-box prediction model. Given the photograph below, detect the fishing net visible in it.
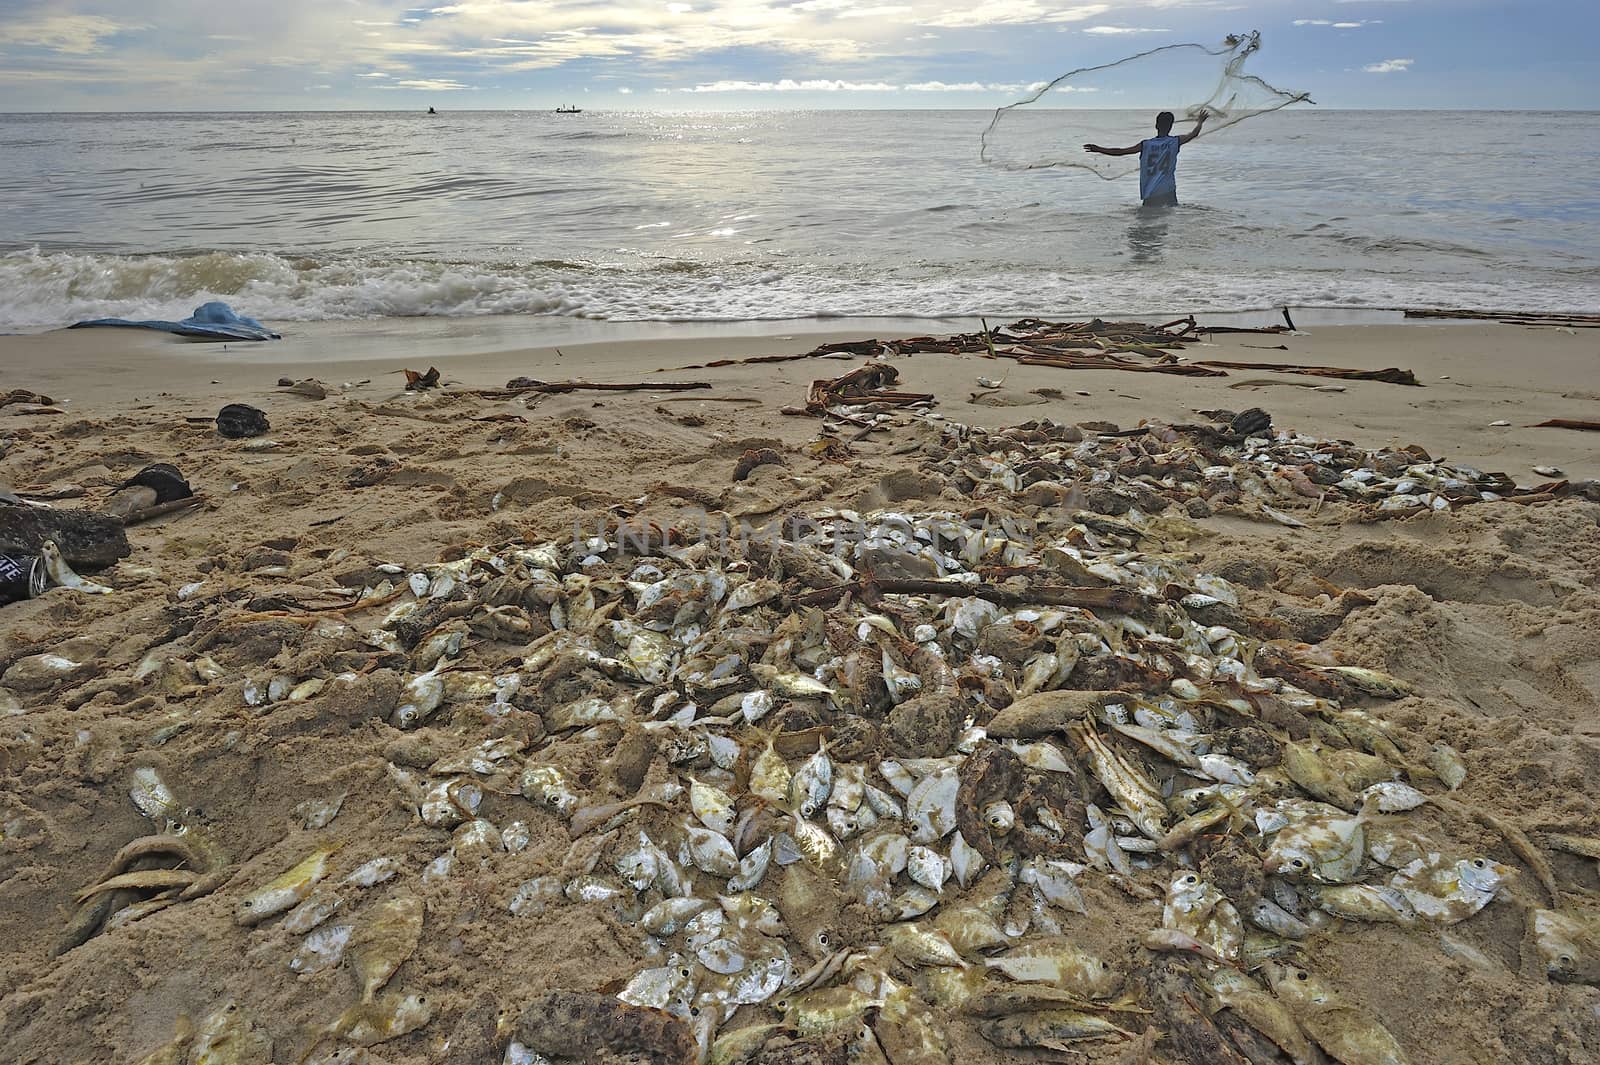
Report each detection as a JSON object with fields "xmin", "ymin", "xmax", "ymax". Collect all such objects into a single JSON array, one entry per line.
[{"xmin": 980, "ymin": 31, "xmax": 1312, "ymax": 179}]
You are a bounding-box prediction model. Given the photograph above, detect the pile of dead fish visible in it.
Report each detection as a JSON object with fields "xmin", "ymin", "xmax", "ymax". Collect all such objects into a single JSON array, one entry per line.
[{"xmin": 15, "ymin": 415, "xmax": 1598, "ymax": 1065}]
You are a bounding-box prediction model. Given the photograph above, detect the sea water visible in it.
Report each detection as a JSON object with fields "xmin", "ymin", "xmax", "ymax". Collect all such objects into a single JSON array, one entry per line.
[{"xmin": 1, "ymin": 108, "xmax": 1595, "ymax": 331}]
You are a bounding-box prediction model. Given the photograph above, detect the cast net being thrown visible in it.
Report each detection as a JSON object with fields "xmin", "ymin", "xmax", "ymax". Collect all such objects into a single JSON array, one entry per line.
[{"xmin": 980, "ymin": 31, "xmax": 1313, "ymax": 179}]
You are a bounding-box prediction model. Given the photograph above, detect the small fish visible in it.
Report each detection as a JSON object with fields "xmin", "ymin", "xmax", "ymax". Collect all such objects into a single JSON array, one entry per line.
[
  {"xmin": 1314, "ymin": 884, "xmax": 1419, "ymax": 926},
  {"xmin": 949, "ymin": 832, "xmax": 987, "ymax": 889},
  {"xmin": 906, "ymin": 766, "xmax": 960, "ymax": 844},
  {"xmin": 978, "ymin": 1009, "xmax": 1133, "ymax": 1049},
  {"xmin": 281, "ymin": 890, "xmax": 343, "ymax": 935},
  {"xmin": 1391, "ymin": 855, "xmax": 1511, "ymax": 925},
  {"xmin": 1425, "ymin": 742, "xmax": 1467, "ymax": 790},
  {"xmin": 748, "ymin": 731, "xmax": 792, "ymax": 805},
  {"xmin": 690, "ymin": 776, "xmax": 738, "ymax": 837},
  {"xmin": 1263, "ymin": 804, "xmax": 1367, "ymax": 884},
  {"xmin": 1531, "ymin": 908, "xmax": 1600, "ymax": 985},
  {"xmin": 236, "ymin": 846, "xmax": 335, "ymax": 926},
  {"xmin": 729, "ymin": 837, "xmax": 773, "ymax": 892},
  {"xmin": 984, "ymin": 938, "xmax": 1121, "ymax": 998},
  {"xmin": 347, "ymin": 894, "xmax": 425, "ymax": 1001},
  {"xmin": 933, "ymin": 904, "xmax": 1010, "ymax": 957},
  {"xmin": 642, "ymin": 897, "xmax": 714, "ymax": 935},
  {"xmin": 129, "ymin": 766, "xmax": 182, "ymax": 824},
  {"xmin": 520, "ymin": 765, "xmax": 579, "ymax": 818},
  {"xmin": 1362, "ymin": 781, "xmax": 1428, "ymax": 813},
  {"xmin": 786, "ymin": 739, "xmax": 833, "ymax": 817},
  {"xmin": 788, "ymin": 814, "xmax": 840, "ymax": 874},
  {"xmin": 333, "ymin": 989, "xmax": 434, "ymax": 1047},
  {"xmin": 684, "ymin": 822, "xmax": 740, "ymax": 877},
  {"xmin": 1207, "ymin": 969, "xmax": 1318, "ymax": 1065},
  {"xmin": 1263, "ymin": 961, "xmax": 1412, "ymax": 1065},
  {"xmin": 290, "ymin": 923, "xmax": 354, "ymax": 975},
  {"xmin": 40, "ymin": 539, "xmax": 113, "ymax": 594},
  {"xmin": 907, "ymin": 846, "xmax": 949, "ymax": 893},
  {"xmin": 708, "ymin": 1023, "xmax": 781, "ymax": 1065},
  {"xmin": 882, "ymin": 922, "xmax": 968, "ymax": 969},
  {"xmin": 189, "ymin": 1000, "xmax": 273, "ymax": 1065}
]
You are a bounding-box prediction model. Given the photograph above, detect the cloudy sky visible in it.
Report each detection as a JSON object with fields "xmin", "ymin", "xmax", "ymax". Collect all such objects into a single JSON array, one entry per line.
[{"xmin": 0, "ymin": 0, "xmax": 1593, "ymax": 111}]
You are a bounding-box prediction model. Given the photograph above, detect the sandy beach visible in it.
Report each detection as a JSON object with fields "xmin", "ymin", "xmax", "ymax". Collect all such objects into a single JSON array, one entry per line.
[{"xmin": 2, "ymin": 315, "xmax": 1598, "ymax": 1064}]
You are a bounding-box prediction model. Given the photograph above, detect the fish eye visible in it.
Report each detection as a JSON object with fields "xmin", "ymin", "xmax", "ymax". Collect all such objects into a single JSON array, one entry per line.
[
  {"xmin": 1181, "ymin": 875, "xmax": 1197, "ymax": 885},
  {"xmin": 817, "ymin": 932, "xmax": 831, "ymax": 946},
  {"xmin": 1558, "ymin": 954, "xmax": 1573, "ymax": 966},
  {"xmin": 1471, "ymin": 859, "xmax": 1486, "ymax": 869},
  {"xmin": 1295, "ymin": 971, "xmax": 1308, "ymax": 981},
  {"xmin": 1290, "ymin": 859, "xmax": 1307, "ymax": 870},
  {"xmin": 680, "ymin": 968, "xmax": 691, "ymax": 978},
  {"xmin": 690, "ymin": 1007, "xmax": 700, "ymax": 1017}
]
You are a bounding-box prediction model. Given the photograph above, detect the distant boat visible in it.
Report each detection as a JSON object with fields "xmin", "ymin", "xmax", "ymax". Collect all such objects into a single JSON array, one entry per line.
[
  {"xmin": 427, "ymin": 107, "xmax": 437, "ymax": 115},
  {"xmin": 555, "ymin": 105, "xmax": 582, "ymax": 114}
]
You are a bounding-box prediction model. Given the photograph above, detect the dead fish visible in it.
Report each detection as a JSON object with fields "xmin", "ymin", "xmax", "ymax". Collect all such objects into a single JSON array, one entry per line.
[
  {"xmin": 189, "ymin": 1000, "xmax": 273, "ymax": 1065},
  {"xmin": 347, "ymin": 894, "xmax": 425, "ymax": 1001},
  {"xmin": 333, "ymin": 990, "xmax": 434, "ymax": 1047},
  {"xmin": 979, "ymin": 1010, "xmax": 1133, "ymax": 1049},
  {"xmin": 236, "ymin": 846, "xmax": 335, "ymax": 926},
  {"xmin": 290, "ymin": 923, "xmax": 354, "ymax": 976},
  {"xmin": 1425, "ymin": 742, "xmax": 1467, "ymax": 790},
  {"xmin": 984, "ymin": 938, "xmax": 1122, "ymax": 998},
  {"xmin": 1263, "ymin": 961, "xmax": 1411, "ymax": 1065},
  {"xmin": 40, "ymin": 539, "xmax": 113, "ymax": 594},
  {"xmin": 1207, "ymin": 969, "xmax": 1317, "ymax": 1065},
  {"xmin": 1531, "ymin": 907, "xmax": 1600, "ymax": 985}
]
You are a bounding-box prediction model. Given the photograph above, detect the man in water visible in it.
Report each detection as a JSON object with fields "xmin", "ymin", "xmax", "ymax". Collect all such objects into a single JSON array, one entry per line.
[{"xmin": 1084, "ymin": 110, "xmax": 1207, "ymax": 207}]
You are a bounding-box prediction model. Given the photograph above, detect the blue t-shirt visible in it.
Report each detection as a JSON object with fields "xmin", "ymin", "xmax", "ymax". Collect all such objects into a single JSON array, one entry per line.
[{"xmin": 1139, "ymin": 135, "xmax": 1180, "ymax": 202}]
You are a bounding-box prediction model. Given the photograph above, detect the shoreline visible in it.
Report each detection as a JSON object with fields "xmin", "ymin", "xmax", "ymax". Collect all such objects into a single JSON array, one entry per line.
[
  {"xmin": 3, "ymin": 314, "xmax": 1595, "ymax": 483},
  {"xmin": 1, "ymin": 304, "xmax": 1585, "ymax": 343}
]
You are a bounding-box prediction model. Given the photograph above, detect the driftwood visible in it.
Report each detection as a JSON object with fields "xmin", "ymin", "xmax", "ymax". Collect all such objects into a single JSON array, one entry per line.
[
  {"xmin": 806, "ymin": 364, "xmax": 934, "ymax": 413},
  {"xmin": 1529, "ymin": 418, "xmax": 1600, "ymax": 432},
  {"xmin": 480, "ymin": 379, "xmax": 713, "ymax": 398},
  {"xmin": 0, "ymin": 506, "xmax": 131, "ymax": 568},
  {"xmin": 1405, "ymin": 308, "xmax": 1600, "ymax": 327},
  {"xmin": 1195, "ymin": 360, "xmax": 1420, "ymax": 386},
  {"xmin": 1011, "ymin": 351, "xmax": 1222, "ymax": 377},
  {"xmin": 2, "ymin": 389, "xmax": 57, "ymax": 408},
  {"xmin": 1195, "ymin": 324, "xmax": 1292, "ymax": 335}
]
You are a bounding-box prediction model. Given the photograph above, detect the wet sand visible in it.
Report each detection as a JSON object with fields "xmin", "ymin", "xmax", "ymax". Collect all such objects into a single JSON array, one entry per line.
[{"xmin": 1, "ymin": 315, "xmax": 1597, "ymax": 1064}]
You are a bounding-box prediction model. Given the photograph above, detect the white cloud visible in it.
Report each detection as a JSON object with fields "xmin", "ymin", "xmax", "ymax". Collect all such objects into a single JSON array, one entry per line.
[
  {"xmin": 618, "ymin": 85, "xmax": 632, "ymax": 93},
  {"xmin": 1082, "ymin": 25, "xmax": 1170, "ymax": 34},
  {"xmin": 925, "ymin": 3, "xmax": 1109, "ymax": 29},
  {"xmin": 1363, "ymin": 57, "xmax": 1413, "ymax": 73},
  {"xmin": 357, "ymin": 71, "xmax": 389, "ymax": 78},
  {"xmin": 683, "ymin": 78, "xmax": 898, "ymax": 92},
  {"xmin": 1295, "ymin": 18, "xmax": 1378, "ymax": 27},
  {"xmin": 0, "ymin": 13, "xmax": 135, "ymax": 54},
  {"xmin": 387, "ymin": 77, "xmax": 473, "ymax": 90},
  {"xmin": 684, "ymin": 78, "xmax": 1048, "ymax": 93}
]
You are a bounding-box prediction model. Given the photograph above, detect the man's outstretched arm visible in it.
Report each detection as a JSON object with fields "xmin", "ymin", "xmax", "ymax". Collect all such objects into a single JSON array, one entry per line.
[
  {"xmin": 1083, "ymin": 141, "xmax": 1142, "ymax": 156},
  {"xmin": 1177, "ymin": 112, "xmax": 1209, "ymax": 145}
]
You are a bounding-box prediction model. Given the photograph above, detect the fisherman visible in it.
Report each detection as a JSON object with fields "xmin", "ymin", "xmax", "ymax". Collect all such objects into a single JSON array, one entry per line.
[{"xmin": 1084, "ymin": 110, "xmax": 1207, "ymax": 207}]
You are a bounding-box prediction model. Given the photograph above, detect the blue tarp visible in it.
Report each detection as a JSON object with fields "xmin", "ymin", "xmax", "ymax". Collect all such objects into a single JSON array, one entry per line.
[{"xmin": 69, "ymin": 301, "xmax": 280, "ymax": 341}]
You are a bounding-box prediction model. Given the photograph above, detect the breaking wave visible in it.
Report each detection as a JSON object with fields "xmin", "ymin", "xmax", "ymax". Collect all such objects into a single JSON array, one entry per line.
[{"xmin": 2, "ymin": 245, "xmax": 1597, "ymax": 332}]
